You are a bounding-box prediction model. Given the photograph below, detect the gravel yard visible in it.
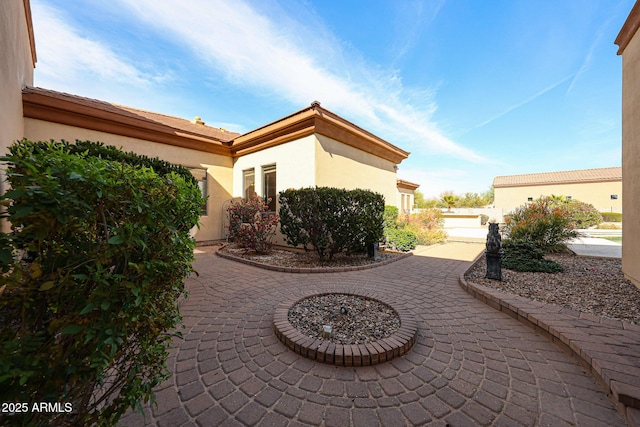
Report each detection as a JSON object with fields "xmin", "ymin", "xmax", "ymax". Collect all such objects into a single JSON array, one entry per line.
[{"xmin": 465, "ymin": 253, "xmax": 640, "ymax": 324}]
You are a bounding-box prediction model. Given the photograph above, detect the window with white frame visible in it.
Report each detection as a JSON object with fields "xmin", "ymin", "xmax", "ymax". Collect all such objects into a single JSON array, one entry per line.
[
  {"xmin": 263, "ymin": 165, "xmax": 277, "ymax": 212},
  {"xmin": 190, "ymin": 168, "xmax": 208, "ymax": 215},
  {"xmin": 243, "ymin": 169, "xmax": 256, "ymax": 200}
]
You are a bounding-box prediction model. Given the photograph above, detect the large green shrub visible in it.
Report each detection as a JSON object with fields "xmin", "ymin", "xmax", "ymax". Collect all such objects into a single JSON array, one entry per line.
[
  {"xmin": 278, "ymin": 187, "xmax": 384, "ymax": 261},
  {"xmin": 502, "ymin": 241, "xmax": 563, "ymax": 273},
  {"xmin": 503, "ymin": 196, "xmax": 578, "ymax": 253},
  {"xmin": 0, "ymin": 139, "xmax": 203, "ymax": 426}
]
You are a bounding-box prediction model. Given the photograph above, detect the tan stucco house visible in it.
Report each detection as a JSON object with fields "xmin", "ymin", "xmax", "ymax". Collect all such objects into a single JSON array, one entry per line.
[
  {"xmin": 1, "ymin": 0, "xmax": 418, "ymax": 243},
  {"xmin": 616, "ymin": 2, "xmax": 640, "ymax": 289},
  {"xmin": 493, "ymin": 167, "xmax": 622, "ymax": 213}
]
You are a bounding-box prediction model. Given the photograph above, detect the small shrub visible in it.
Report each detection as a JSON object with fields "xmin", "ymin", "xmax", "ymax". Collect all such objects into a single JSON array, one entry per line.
[
  {"xmin": 386, "ymin": 228, "xmax": 418, "ymax": 252},
  {"xmin": 601, "ymin": 212, "xmax": 622, "ymax": 222},
  {"xmin": 502, "ymin": 240, "xmax": 563, "ymax": 273},
  {"xmin": 278, "ymin": 187, "xmax": 384, "ymax": 261},
  {"xmin": 503, "ymin": 197, "xmax": 578, "ymax": 253},
  {"xmin": 227, "ymin": 197, "xmax": 278, "ymax": 254},
  {"xmin": 480, "ymin": 214, "xmax": 489, "ymax": 225}
]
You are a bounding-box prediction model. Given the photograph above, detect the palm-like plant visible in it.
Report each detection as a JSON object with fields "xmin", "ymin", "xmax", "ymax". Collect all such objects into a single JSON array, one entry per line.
[{"xmin": 441, "ymin": 194, "xmax": 458, "ymax": 212}]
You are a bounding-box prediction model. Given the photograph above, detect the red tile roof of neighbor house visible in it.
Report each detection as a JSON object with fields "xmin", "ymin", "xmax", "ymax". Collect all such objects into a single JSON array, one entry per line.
[{"xmin": 493, "ymin": 167, "xmax": 622, "ymax": 188}]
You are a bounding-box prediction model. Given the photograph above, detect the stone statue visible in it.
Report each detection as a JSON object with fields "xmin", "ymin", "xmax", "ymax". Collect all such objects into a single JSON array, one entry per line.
[{"xmin": 485, "ymin": 222, "xmax": 503, "ymax": 280}]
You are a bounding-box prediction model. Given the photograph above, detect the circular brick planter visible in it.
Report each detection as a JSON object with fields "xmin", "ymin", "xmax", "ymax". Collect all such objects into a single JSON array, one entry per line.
[{"xmin": 273, "ymin": 291, "xmax": 418, "ymax": 366}]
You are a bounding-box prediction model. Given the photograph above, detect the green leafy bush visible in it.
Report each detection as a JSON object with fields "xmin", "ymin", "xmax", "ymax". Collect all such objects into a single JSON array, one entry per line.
[
  {"xmin": 227, "ymin": 197, "xmax": 278, "ymax": 254},
  {"xmin": 0, "ymin": 139, "xmax": 203, "ymax": 426},
  {"xmin": 383, "ymin": 205, "xmax": 399, "ymax": 231},
  {"xmin": 561, "ymin": 200, "xmax": 602, "ymax": 228},
  {"xmin": 503, "ymin": 197, "xmax": 578, "ymax": 253},
  {"xmin": 386, "ymin": 228, "xmax": 418, "ymax": 252},
  {"xmin": 278, "ymin": 187, "xmax": 384, "ymax": 261},
  {"xmin": 600, "ymin": 212, "xmax": 622, "ymax": 222},
  {"xmin": 502, "ymin": 240, "xmax": 563, "ymax": 273}
]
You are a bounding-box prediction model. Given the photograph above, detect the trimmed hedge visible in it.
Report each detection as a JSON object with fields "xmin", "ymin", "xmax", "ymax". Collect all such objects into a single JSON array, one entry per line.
[
  {"xmin": 601, "ymin": 212, "xmax": 622, "ymax": 222},
  {"xmin": 278, "ymin": 187, "xmax": 384, "ymax": 261},
  {"xmin": 0, "ymin": 139, "xmax": 203, "ymax": 426}
]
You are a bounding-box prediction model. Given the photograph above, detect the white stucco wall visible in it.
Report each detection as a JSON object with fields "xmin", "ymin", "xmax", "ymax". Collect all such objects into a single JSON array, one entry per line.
[
  {"xmin": 314, "ymin": 134, "xmax": 397, "ymax": 206},
  {"xmin": 1, "ymin": 1, "xmax": 34, "ymax": 232},
  {"xmin": 232, "ymin": 135, "xmax": 317, "ymax": 198},
  {"xmin": 621, "ymin": 25, "xmax": 640, "ymax": 288},
  {"xmin": 494, "ymin": 181, "xmax": 623, "ymax": 213},
  {"xmin": 0, "ymin": 0, "xmax": 33, "ymax": 154}
]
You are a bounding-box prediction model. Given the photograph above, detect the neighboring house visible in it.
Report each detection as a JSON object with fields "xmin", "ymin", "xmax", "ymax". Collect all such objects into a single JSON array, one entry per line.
[
  {"xmin": 396, "ymin": 179, "xmax": 420, "ymax": 214},
  {"xmin": 1, "ymin": 0, "xmax": 415, "ymax": 244},
  {"xmin": 493, "ymin": 167, "xmax": 622, "ymax": 213},
  {"xmin": 616, "ymin": 2, "xmax": 640, "ymax": 289}
]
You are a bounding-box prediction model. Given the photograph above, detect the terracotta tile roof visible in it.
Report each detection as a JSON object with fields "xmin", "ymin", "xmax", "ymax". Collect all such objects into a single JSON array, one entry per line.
[
  {"xmin": 23, "ymin": 86, "xmax": 240, "ymax": 143},
  {"xmin": 493, "ymin": 167, "xmax": 622, "ymax": 188}
]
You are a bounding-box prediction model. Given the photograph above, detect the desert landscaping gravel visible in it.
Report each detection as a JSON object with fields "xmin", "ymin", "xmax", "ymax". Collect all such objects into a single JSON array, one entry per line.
[
  {"xmin": 466, "ymin": 253, "xmax": 640, "ymax": 324},
  {"xmin": 287, "ymin": 293, "xmax": 400, "ymax": 345}
]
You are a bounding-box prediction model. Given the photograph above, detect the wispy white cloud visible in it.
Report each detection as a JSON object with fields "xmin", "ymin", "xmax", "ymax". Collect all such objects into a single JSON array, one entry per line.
[
  {"xmin": 31, "ymin": 1, "xmax": 161, "ymax": 90},
  {"xmin": 115, "ymin": 0, "xmax": 486, "ymax": 163},
  {"xmin": 390, "ymin": 0, "xmax": 446, "ymax": 63},
  {"xmin": 467, "ymin": 74, "xmax": 575, "ymax": 132}
]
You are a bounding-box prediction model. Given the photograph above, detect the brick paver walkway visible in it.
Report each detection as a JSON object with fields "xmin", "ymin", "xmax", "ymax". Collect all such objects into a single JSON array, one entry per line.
[{"xmin": 119, "ymin": 245, "xmax": 627, "ymax": 426}]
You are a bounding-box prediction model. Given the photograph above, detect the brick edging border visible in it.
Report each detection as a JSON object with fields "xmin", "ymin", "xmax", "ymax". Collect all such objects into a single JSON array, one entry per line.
[
  {"xmin": 215, "ymin": 248, "xmax": 412, "ymax": 273},
  {"xmin": 273, "ymin": 290, "xmax": 418, "ymax": 366},
  {"xmin": 459, "ymin": 253, "xmax": 640, "ymax": 426}
]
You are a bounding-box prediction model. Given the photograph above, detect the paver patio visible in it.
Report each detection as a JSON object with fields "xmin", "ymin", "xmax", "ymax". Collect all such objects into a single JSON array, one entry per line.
[{"xmin": 119, "ymin": 244, "xmax": 628, "ymax": 426}]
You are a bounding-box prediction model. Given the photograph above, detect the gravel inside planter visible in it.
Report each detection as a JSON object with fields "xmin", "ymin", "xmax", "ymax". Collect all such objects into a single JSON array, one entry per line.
[{"xmin": 288, "ymin": 293, "xmax": 400, "ymax": 345}]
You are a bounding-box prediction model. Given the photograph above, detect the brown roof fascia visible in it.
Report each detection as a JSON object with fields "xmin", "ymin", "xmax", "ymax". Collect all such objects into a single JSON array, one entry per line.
[
  {"xmin": 397, "ymin": 179, "xmax": 420, "ymax": 190},
  {"xmin": 615, "ymin": 1, "xmax": 640, "ymax": 55},
  {"xmin": 230, "ymin": 108, "xmax": 317, "ymax": 157},
  {"xmin": 232, "ymin": 103, "xmax": 410, "ymax": 164},
  {"xmin": 23, "ymin": 0, "xmax": 37, "ymax": 67},
  {"xmin": 22, "ymin": 88, "xmax": 232, "ymax": 156}
]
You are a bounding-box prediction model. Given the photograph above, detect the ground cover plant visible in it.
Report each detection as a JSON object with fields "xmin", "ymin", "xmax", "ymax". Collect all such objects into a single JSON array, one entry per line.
[
  {"xmin": 278, "ymin": 187, "xmax": 384, "ymax": 261},
  {"xmin": 0, "ymin": 139, "xmax": 203, "ymax": 426}
]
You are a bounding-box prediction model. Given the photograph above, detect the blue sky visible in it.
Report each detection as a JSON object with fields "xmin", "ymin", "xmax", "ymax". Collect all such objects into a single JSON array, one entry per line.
[{"xmin": 31, "ymin": 0, "xmax": 633, "ymax": 197}]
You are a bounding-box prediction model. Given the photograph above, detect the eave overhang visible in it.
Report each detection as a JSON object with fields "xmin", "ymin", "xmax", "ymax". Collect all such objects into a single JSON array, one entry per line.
[
  {"xmin": 22, "ymin": 88, "xmax": 232, "ymax": 156},
  {"xmin": 397, "ymin": 179, "xmax": 420, "ymax": 191},
  {"xmin": 232, "ymin": 103, "xmax": 410, "ymax": 164},
  {"xmin": 615, "ymin": 1, "xmax": 640, "ymax": 55}
]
